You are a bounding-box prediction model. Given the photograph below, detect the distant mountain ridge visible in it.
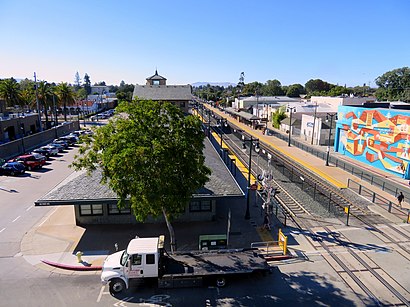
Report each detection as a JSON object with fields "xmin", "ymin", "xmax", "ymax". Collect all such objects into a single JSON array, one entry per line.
[{"xmin": 192, "ymin": 82, "xmax": 236, "ymax": 88}]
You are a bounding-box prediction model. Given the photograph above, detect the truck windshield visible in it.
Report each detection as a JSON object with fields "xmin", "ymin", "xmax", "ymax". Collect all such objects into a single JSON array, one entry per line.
[{"xmin": 120, "ymin": 250, "xmax": 129, "ymax": 266}]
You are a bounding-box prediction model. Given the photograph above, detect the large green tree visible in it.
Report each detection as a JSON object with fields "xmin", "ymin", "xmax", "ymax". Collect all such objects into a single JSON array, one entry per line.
[
  {"xmin": 84, "ymin": 73, "xmax": 91, "ymax": 95},
  {"xmin": 271, "ymin": 106, "xmax": 287, "ymax": 128},
  {"xmin": 375, "ymin": 67, "xmax": 410, "ymax": 102},
  {"xmin": 71, "ymin": 100, "xmax": 211, "ymax": 252},
  {"xmin": 56, "ymin": 82, "xmax": 75, "ymax": 121},
  {"xmin": 305, "ymin": 79, "xmax": 333, "ymax": 94},
  {"xmin": 263, "ymin": 79, "xmax": 284, "ymax": 96},
  {"xmin": 37, "ymin": 81, "xmax": 53, "ymax": 128},
  {"xmin": 286, "ymin": 84, "xmax": 305, "ymax": 97},
  {"xmin": 0, "ymin": 78, "xmax": 21, "ymax": 108}
]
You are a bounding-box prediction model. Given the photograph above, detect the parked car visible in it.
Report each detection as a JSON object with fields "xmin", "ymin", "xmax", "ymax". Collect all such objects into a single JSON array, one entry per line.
[
  {"xmin": 48, "ymin": 142, "xmax": 64, "ymax": 152},
  {"xmin": 0, "ymin": 159, "xmax": 25, "ymax": 176},
  {"xmin": 52, "ymin": 139, "xmax": 69, "ymax": 149},
  {"xmin": 40, "ymin": 145, "xmax": 59, "ymax": 156},
  {"xmin": 32, "ymin": 148, "xmax": 51, "ymax": 159},
  {"xmin": 10, "ymin": 154, "xmax": 45, "ymax": 171},
  {"xmin": 30, "ymin": 152, "xmax": 47, "ymax": 164},
  {"xmin": 59, "ymin": 135, "xmax": 78, "ymax": 145}
]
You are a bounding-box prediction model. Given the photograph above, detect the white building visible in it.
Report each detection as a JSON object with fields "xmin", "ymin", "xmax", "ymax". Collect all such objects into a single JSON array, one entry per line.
[{"xmin": 310, "ymin": 96, "xmax": 375, "ymax": 110}]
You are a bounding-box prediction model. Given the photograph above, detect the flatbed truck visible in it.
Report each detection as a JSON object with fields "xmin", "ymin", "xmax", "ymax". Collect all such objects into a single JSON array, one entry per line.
[{"xmin": 101, "ymin": 235, "xmax": 270, "ymax": 294}]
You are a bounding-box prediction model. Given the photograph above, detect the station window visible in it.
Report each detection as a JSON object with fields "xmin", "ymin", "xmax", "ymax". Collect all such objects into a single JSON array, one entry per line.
[
  {"xmin": 108, "ymin": 204, "xmax": 131, "ymax": 215},
  {"xmin": 79, "ymin": 204, "xmax": 103, "ymax": 216},
  {"xmin": 189, "ymin": 200, "xmax": 212, "ymax": 212}
]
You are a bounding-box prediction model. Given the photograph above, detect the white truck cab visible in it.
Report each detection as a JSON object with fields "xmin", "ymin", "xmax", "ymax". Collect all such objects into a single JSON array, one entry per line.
[{"xmin": 101, "ymin": 235, "xmax": 164, "ymax": 294}]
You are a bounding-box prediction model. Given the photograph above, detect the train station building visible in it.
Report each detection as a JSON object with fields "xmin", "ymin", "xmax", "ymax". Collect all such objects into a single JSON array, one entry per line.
[{"xmin": 35, "ymin": 138, "xmax": 245, "ymax": 225}]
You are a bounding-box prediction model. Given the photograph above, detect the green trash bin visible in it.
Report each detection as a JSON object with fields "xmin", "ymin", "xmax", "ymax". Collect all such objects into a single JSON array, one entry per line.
[{"xmin": 199, "ymin": 234, "xmax": 227, "ymax": 251}]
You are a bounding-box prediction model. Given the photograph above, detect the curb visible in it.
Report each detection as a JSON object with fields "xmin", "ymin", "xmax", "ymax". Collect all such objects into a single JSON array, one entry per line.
[
  {"xmin": 264, "ymin": 254, "xmax": 293, "ymax": 261},
  {"xmin": 41, "ymin": 259, "xmax": 102, "ymax": 271}
]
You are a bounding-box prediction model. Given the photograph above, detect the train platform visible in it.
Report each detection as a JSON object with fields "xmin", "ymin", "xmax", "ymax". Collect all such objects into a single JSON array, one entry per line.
[{"xmin": 203, "ymin": 105, "xmax": 410, "ymax": 218}]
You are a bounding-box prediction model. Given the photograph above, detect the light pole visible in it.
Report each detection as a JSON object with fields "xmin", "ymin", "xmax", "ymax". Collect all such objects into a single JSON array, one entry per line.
[
  {"xmin": 82, "ymin": 101, "xmax": 86, "ymax": 127},
  {"xmin": 311, "ymin": 101, "xmax": 318, "ymax": 145},
  {"xmin": 242, "ymin": 135, "xmax": 259, "ymax": 220},
  {"xmin": 34, "ymin": 72, "xmax": 42, "ymax": 132},
  {"xmin": 287, "ymin": 106, "xmax": 296, "ymax": 147},
  {"xmin": 218, "ymin": 118, "xmax": 228, "ymax": 152},
  {"xmin": 207, "ymin": 109, "xmax": 211, "ymax": 138},
  {"xmin": 20, "ymin": 125, "xmax": 25, "ymax": 154},
  {"xmin": 325, "ymin": 112, "xmax": 338, "ymax": 166}
]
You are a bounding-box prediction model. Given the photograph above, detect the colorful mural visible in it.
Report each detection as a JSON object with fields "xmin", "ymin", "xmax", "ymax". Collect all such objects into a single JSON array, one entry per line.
[{"xmin": 335, "ymin": 106, "xmax": 410, "ymax": 179}]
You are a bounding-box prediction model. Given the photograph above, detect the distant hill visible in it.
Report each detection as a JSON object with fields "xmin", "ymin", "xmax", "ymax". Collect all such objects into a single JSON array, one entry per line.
[{"xmin": 192, "ymin": 82, "xmax": 236, "ymax": 88}]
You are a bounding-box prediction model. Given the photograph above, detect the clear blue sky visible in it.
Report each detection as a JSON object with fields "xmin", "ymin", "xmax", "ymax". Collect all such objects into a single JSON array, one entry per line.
[{"xmin": 1, "ymin": 0, "xmax": 409, "ymax": 87}]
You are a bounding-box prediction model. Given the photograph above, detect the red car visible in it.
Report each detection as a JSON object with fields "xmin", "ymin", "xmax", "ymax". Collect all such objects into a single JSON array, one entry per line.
[{"xmin": 10, "ymin": 154, "xmax": 45, "ymax": 171}]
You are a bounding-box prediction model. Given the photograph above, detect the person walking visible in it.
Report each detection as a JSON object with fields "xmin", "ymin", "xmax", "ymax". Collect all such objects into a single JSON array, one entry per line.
[
  {"xmin": 397, "ymin": 192, "xmax": 404, "ymax": 208},
  {"xmin": 263, "ymin": 213, "xmax": 271, "ymax": 231}
]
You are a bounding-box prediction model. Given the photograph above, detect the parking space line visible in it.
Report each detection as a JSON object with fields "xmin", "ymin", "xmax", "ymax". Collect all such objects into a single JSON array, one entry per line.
[
  {"xmin": 12, "ymin": 216, "xmax": 21, "ymax": 223},
  {"xmin": 26, "ymin": 205, "xmax": 33, "ymax": 211},
  {"xmin": 0, "ymin": 227, "xmax": 5, "ymax": 233},
  {"xmin": 96, "ymin": 285, "xmax": 109, "ymax": 303}
]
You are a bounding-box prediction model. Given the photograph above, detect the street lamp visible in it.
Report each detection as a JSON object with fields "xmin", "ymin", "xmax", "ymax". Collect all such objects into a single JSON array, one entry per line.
[
  {"xmin": 206, "ymin": 109, "xmax": 212, "ymax": 138},
  {"xmin": 34, "ymin": 72, "xmax": 42, "ymax": 132},
  {"xmin": 287, "ymin": 106, "xmax": 296, "ymax": 147},
  {"xmin": 20, "ymin": 125, "xmax": 25, "ymax": 154},
  {"xmin": 242, "ymin": 135, "xmax": 259, "ymax": 220},
  {"xmin": 310, "ymin": 101, "xmax": 318, "ymax": 145},
  {"xmin": 325, "ymin": 112, "xmax": 338, "ymax": 166},
  {"xmin": 218, "ymin": 118, "xmax": 228, "ymax": 154}
]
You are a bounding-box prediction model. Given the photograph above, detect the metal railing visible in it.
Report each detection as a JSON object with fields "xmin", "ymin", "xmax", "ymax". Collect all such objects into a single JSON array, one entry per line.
[{"xmin": 347, "ymin": 179, "xmax": 409, "ymax": 221}]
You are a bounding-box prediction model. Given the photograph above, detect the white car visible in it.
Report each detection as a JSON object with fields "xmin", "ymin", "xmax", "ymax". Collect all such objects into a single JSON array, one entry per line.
[{"xmin": 41, "ymin": 145, "xmax": 59, "ymax": 156}]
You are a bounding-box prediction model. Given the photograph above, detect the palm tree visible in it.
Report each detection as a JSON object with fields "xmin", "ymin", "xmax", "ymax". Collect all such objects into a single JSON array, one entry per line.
[
  {"xmin": 38, "ymin": 81, "xmax": 53, "ymax": 128},
  {"xmin": 56, "ymin": 82, "xmax": 74, "ymax": 121},
  {"xmin": 0, "ymin": 78, "xmax": 21, "ymax": 109},
  {"xmin": 20, "ymin": 88, "xmax": 36, "ymax": 111}
]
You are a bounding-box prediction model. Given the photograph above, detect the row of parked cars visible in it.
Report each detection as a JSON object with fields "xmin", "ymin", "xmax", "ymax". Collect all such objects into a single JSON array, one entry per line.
[
  {"xmin": 0, "ymin": 129, "xmax": 92, "ymax": 176},
  {"xmin": 90, "ymin": 109, "xmax": 115, "ymax": 121}
]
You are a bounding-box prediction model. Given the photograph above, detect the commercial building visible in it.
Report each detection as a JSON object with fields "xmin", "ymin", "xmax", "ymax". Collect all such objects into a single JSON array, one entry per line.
[{"xmin": 335, "ymin": 105, "xmax": 410, "ymax": 179}]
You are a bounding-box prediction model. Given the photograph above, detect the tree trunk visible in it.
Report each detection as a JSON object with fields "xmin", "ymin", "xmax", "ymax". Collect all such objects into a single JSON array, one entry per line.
[
  {"xmin": 162, "ymin": 207, "xmax": 176, "ymax": 254},
  {"xmin": 44, "ymin": 106, "xmax": 49, "ymax": 129},
  {"xmin": 64, "ymin": 101, "xmax": 67, "ymax": 121}
]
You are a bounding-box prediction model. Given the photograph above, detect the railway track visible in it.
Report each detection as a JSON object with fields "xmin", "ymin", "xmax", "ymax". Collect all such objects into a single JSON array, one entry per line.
[{"xmin": 199, "ymin": 106, "xmax": 410, "ymax": 305}]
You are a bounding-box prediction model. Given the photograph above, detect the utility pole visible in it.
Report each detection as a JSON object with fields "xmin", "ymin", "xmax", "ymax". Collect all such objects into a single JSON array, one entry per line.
[
  {"xmin": 34, "ymin": 72, "xmax": 42, "ymax": 132},
  {"xmin": 325, "ymin": 113, "xmax": 338, "ymax": 166},
  {"xmin": 242, "ymin": 135, "xmax": 259, "ymax": 220},
  {"xmin": 287, "ymin": 106, "xmax": 296, "ymax": 147},
  {"xmin": 311, "ymin": 101, "xmax": 317, "ymax": 145}
]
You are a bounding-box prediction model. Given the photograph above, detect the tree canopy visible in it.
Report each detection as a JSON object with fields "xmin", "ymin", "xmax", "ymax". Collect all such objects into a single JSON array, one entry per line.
[
  {"xmin": 375, "ymin": 67, "xmax": 410, "ymax": 102},
  {"xmin": 71, "ymin": 100, "xmax": 211, "ymax": 252}
]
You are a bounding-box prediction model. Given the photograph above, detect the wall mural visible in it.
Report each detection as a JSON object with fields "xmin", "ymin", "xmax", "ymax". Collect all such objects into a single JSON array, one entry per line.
[{"xmin": 335, "ymin": 106, "xmax": 410, "ymax": 179}]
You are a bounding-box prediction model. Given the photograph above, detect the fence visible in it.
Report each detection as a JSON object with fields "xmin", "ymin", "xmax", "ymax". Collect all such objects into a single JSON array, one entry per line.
[
  {"xmin": 0, "ymin": 121, "xmax": 79, "ymax": 159},
  {"xmin": 266, "ymin": 128, "xmax": 407, "ymax": 200},
  {"xmin": 348, "ymin": 179, "xmax": 409, "ymax": 222}
]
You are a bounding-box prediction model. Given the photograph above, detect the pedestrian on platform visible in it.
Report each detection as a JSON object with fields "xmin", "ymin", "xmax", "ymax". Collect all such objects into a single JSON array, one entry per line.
[
  {"xmin": 263, "ymin": 213, "xmax": 271, "ymax": 231},
  {"xmin": 397, "ymin": 192, "xmax": 404, "ymax": 208}
]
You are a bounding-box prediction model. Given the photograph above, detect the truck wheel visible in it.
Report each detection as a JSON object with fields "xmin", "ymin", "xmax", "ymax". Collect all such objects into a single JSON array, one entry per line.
[
  {"xmin": 216, "ymin": 277, "xmax": 226, "ymax": 287},
  {"xmin": 109, "ymin": 278, "xmax": 125, "ymax": 295}
]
